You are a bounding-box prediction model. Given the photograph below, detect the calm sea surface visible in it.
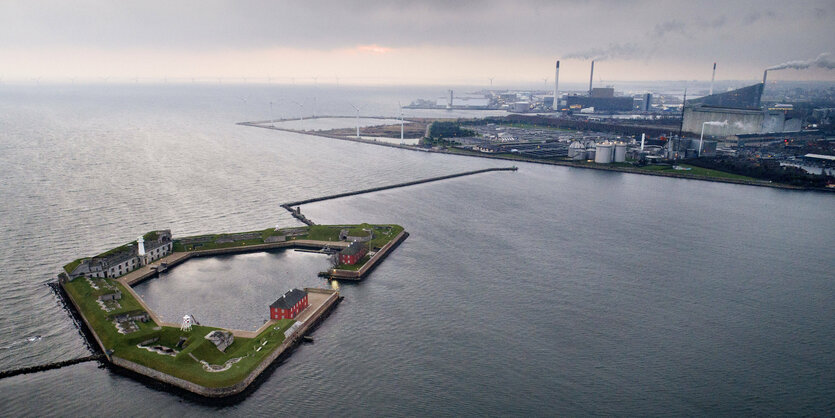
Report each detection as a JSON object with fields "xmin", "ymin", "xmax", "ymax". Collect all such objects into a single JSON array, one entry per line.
[{"xmin": 0, "ymin": 84, "xmax": 833, "ymax": 416}]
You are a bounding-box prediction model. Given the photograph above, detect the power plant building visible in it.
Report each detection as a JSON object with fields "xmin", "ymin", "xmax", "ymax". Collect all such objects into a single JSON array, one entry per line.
[
  {"xmin": 682, "ymin": 83, "xmax": 801, "ymax": 137},
  {"xmin": 566, "ymin": 95, "xmax": 634, "ymax": 112}
]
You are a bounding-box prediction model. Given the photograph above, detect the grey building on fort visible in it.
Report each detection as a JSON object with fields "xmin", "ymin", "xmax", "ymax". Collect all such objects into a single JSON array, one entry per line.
[{"xmin": 67, "ymin": 230, "xmax": 173, "ymax": 279}]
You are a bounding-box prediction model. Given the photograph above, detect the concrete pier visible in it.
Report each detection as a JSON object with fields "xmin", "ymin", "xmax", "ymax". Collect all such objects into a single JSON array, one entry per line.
[{"xmin": 283, "ymin": 167, "xmax": 518, "ymax": 208}]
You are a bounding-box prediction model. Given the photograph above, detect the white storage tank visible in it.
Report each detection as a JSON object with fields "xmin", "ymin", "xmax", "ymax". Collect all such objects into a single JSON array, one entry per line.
[
  {"xmin": 568, "ymin": 141, "xmax": 586, "ymax": 160},
  {"xmin": 594, "ymin": 142, "xmax": 614, "ymax": 164},
  {"xmin": 614, "ymin": 142, "xmax": 627, "ymax": 162}
]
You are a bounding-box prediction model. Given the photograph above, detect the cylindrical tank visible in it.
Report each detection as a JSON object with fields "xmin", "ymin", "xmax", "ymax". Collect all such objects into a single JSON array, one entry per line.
[
  {"xmin": 568, "ymin": 141, "xmax": 585, "ymax": 159},
  {"xmin": 585, "ymin": 149, "xmax": 596, "ymax": 160},
  {"xmin": 614, "ymin": 143, "xmax": 627, "ymax": 162},
  {"xmin": 594, "ymin": 142, "xmax": 613, "ymax": 164}
]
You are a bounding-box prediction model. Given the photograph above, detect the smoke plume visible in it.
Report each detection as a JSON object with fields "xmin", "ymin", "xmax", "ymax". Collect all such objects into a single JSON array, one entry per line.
[
  {"xmin": 767, "ymin": 53, "xmax": 835, "ymax": 71},
  {"xmin": 563, "ymin": 43, "xmax": 642, "ymax": 61}
]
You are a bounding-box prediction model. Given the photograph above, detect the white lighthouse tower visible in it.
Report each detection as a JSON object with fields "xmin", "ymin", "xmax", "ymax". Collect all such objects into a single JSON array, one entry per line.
[{"xmin": 137, "ymin": 236, "xmax": 147, "ymax": 265}]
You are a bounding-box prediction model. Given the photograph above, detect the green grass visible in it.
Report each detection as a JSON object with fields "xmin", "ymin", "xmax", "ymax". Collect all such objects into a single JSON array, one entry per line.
[
  {"xmin": 63, "ymin": 275, "xmax": 298, "ymax": 388},
  {"xmin": 301, "ymin": 224, "xmax": 404, "ymax": 249},
  {"xmin": 94, "ymin": 243, "xmax": 134, "ymax": 259},
  {"xmin": 173, "ymin": 228, "xmax": 276, "ymax": 252},
  {"xmin": 63, "ymin": 258, "xmax": 87, "ymax": 274},
  {"xmin": 637, "ymin": 164, "xmax": 756, "ymax": 181}
]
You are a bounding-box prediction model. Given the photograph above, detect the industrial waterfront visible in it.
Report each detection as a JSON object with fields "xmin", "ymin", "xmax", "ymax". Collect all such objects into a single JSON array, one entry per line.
[{"xmin": 0, "ymin": 84, "xmax": 833, "ymax": 415}]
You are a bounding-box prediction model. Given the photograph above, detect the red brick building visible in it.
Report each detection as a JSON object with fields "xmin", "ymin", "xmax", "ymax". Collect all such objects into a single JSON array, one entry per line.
[
  {"xmin": 339, "ymin": 242, "xmax": 367, "ymax": 265},
  {"xmin": 270, "ymin": 288, "xmax": 308, "ymax": 320}
]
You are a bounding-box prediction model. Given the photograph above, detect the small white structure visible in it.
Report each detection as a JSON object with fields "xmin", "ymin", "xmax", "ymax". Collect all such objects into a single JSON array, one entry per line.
[
  {"xmin": 137, "ymin": 236, "xmax": 146, "ymax": 256},
  {"xmin": 181, "ymin": 315, "xmax": 194, "ymax": 332},
  {"xmin": 568, "ymin": 141, "xmax": 586, "ymax": 160}
]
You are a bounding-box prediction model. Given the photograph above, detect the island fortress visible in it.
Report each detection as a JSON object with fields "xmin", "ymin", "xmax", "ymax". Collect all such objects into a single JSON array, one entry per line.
[
  {"xmin": 66, "ymin": 230, "xmax": 173, "ymax": 279},
  {"xmin": 58, "ymin": 224, "xmax": 409, "ymax": 397}
]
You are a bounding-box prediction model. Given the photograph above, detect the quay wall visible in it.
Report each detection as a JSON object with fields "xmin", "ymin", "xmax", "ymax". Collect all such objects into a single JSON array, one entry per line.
[
  {"xmin": 123, "ymin": 240, "xmax": 349, "ymax": 286},
  {"xmin": 61, "ymin": 281, "xmax": 112, "ymax": 361}
]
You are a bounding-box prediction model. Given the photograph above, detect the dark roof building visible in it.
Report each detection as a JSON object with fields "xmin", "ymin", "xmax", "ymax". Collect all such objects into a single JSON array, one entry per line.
[
  {"xmin": 271, "ymin": 288, "xmax": 307, "ymax": 310},
  {"xmin": 688, "ymin": 83, "xmax": 764, "ymax": 109},
  {"xmin": 340, "ymin": 241, "xmax": 365, "ymax": 256}
]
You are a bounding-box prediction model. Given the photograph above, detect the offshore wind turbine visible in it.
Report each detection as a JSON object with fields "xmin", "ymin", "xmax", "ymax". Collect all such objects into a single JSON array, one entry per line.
[
  {"xmin": 291, "ymin": 100, "xmax": 305, "ymax": 131},
  {"xmin": 349, "ymin": 104, "xmax": 362, "ymax": 139},
  {"xmin": 398, "ymin": 102, "xmax": 404, "ymax": 142}
]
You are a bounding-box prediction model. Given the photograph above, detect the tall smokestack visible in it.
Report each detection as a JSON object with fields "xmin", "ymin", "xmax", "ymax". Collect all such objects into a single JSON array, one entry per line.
[
  {"xmin": 554, "ymin": 60, "xmax": 560, "ymax": 111},
  {"xmin": 758, "ymin": 70, "xmax": 768, "ymax": 108},
  {"xmin": 589, "ymin": 60, "xmax": 595, "ymax": 96},
  {"xmin": 709, "ymin": 62, "xmax": 716, "ymax": 95}
]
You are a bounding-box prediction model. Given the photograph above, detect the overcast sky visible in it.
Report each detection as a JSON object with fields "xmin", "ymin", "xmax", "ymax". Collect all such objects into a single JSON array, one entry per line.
[{"xmin": 1, "ymin": 0, "xmax": 834, "ymax": 84}]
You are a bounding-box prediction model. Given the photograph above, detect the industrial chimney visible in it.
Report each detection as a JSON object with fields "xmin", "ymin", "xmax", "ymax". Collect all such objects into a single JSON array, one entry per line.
[
  {"xmin": 709, "ymin": 62, "xmax": 716, "ymax": 95},
  {"xmin": 589, "ymin": 60, "xmax": 595, "ymax": 96},
  {"xmin": 758, "ymin": 70, "xmax": 768, "ymax": 108},
  {"xmin": 553, "ymin": 60, "xmax": 560, "ymax": 111}
]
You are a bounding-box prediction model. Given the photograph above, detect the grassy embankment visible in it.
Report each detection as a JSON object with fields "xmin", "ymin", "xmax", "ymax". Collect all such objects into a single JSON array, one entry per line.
[
  {"xmin": 63, "ymin": 276, "xmax": 294, "ymax": 388},
  {"xmin": 304, "ymin": 224, "xmax": 404, "ymax": 270},
  {"xmin": 635, "ymin": 163, "xmax": 757, "ymax": 181},
  {"xmin": 172, "ymin": 224, "xmax": 403, "ymax": 253}
]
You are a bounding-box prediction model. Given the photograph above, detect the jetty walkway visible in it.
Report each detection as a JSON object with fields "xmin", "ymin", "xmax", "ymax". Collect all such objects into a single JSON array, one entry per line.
[{"xmin": 283, "ymin": 167, "xmax": 517, "ymax": 208}]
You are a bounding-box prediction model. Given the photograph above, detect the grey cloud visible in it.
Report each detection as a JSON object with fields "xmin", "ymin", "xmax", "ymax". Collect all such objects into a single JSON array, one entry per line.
[
  {"xmin": 651, "ymin": 20, "xmax": 686, "ymax": 38},
  {"xmin": 1, "ymin": 0, "xmax": 833, "ymax": 76}
]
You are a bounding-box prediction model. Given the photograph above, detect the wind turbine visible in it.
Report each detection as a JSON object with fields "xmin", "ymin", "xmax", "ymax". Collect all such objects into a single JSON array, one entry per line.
[
  {"xmin": 398, "ymin": 102, "xmax": 404, "ymax": 142},
  {"xmin": 349, "ymin": 104, "xmax": 362, "ymax": 139},
  {"xmin": 488, "ymin": 77, "xmax": 494, "ymax": 88},
  {"xmin": 240, "ymin": 96, "xmax": 248, "ymax": 119},
  {"xmin": 291, "ymin": 100, "xmax": 305, "ymax": 131},
  {"xmin": 269, "ymin": 101, "xmax": 275, "ymax": 126}
]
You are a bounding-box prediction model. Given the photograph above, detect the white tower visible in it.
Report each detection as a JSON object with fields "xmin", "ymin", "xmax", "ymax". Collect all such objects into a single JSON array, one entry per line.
[
  {"xmin": 181, "ymin": 315, "xmax": 194, "ymax": 332},
  {"xmin": 137, "ymin": 236, "xmax": 146, "ymax": 256},
  {"xmin": 553, "ymin": 60, "xmax": 560, "ymax": 111}
]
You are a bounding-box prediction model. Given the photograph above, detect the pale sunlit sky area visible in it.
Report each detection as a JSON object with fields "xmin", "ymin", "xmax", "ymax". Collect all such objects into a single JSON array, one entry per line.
[{"xmin": 1, "ymin": 0, "xmax": 834, "ymax": 85}]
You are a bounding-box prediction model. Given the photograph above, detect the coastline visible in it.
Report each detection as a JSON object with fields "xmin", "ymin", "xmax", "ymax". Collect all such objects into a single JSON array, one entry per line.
[{"xmin": 240, "ymin": 120, "xmax": 834, "ymax": 193}]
